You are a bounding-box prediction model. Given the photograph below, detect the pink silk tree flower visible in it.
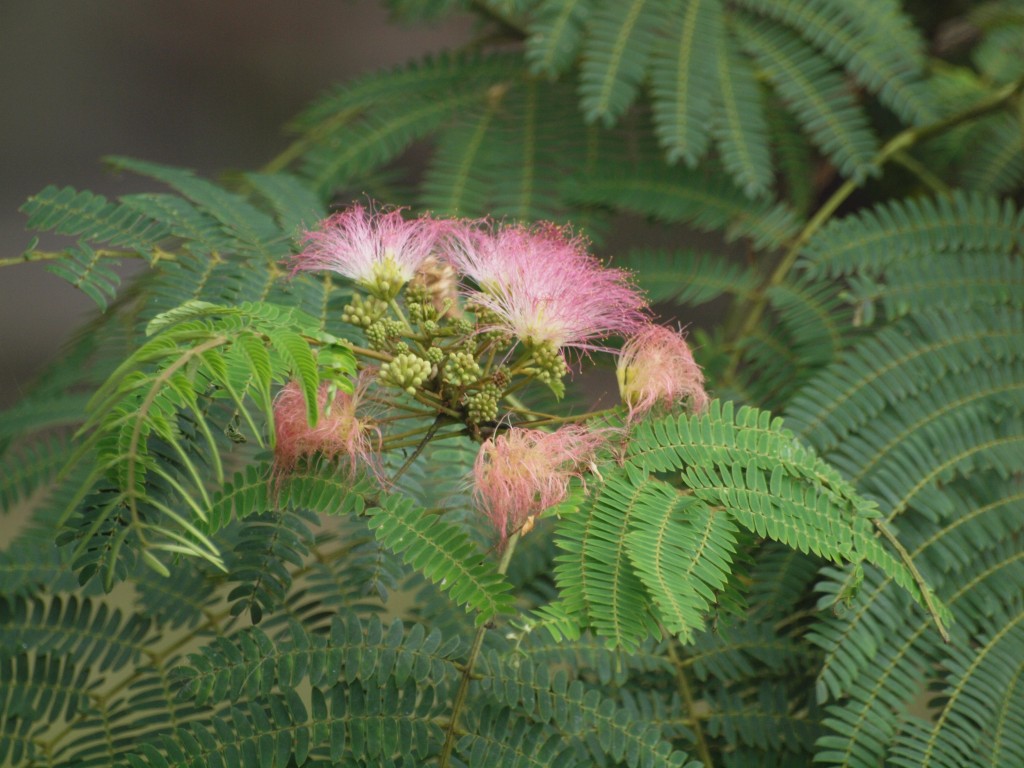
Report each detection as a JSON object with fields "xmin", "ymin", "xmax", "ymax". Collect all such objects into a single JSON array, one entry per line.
[
  {"xmin": 616, "ymin": 324, "xmax": 709, "ymax": 419},
  {"xmin": 473, "ymin": 425, "xmax": 607, "ymax": 544},
  {"xmin": 272, "ymin": 377, "xmax": 381, "ymax": 481},
  {"xmin": 445, "ymin": 221, "xmax": 648, "ymax": 354},
  {"xmin": 291, "ymin": 204, "xmax": 443, "ymax": 300}
]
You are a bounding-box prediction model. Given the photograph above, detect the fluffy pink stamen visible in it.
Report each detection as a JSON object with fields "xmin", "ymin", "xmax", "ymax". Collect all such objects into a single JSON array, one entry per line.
[
  {"xmin": 445, "ymin": 221, "xmax": 649, "ymax": 353},
  {"xmin": 617, "ymin": 324, "xmax": 709, "ymax": 419},
  {"xmin": 473, "ymin": 425, "xmax": 608, "ymax": 544},
  {"xmin": 290, "ymin": 203, "xmax": 443, "ymax": 287},
  {"xmin": 272, "ymin": 377, "xmax": 381, "ymax": 481}
]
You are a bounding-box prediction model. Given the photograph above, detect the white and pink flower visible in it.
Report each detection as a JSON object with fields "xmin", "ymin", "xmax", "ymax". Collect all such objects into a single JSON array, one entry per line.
[
  {"xmin": 272, "ymin": 377, "xmax": 381, "ymax": 480},
  {"xmin": 616, "ymin": 324, "xmax": 708, "ymax": 419},
  {"xmin": 445, "ymin": 221, "xmax": 648, "ymax": 354},
  {"xmin": 291, "ymin": 204, "xmax": 444, "ymax": 300},
  {"xmin": 473, "ymin": 425, "xmax": 607, "ymax": 544}
]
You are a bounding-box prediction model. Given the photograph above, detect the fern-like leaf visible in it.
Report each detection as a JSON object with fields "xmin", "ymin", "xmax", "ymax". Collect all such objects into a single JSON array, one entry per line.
[
  {"xmin": 784, "ymin": 308, "xmax": 1024, "ymax": 456},
  {"xmin": 736, "ymin": 16, "xmax": 879, "ymax": 183},
  {"xmin": 710, "ymin": 32, "xmax": 773, "ymax": 198},
  {"xmin": 243, "ymin": 171, "xmax": 327, "ymax": 237},
  {"xmin": 565, "ymin": 159, "xmax": 800, "ymax": 251},
  {"xmin": 626, "ymin": 248, "xmax": 758, "ymax": 307},
  {"xmin": 649, "ymin": 0, "xmax": 725, "ymax": 166},
  {"xmin": 0, "ymin": 594, "xmax": 153, "ymax": 673},
  {"xmin": 626, "ymin": 402, "xmax": 947, "ymax": 628},
  {"xmin": 577, "ymin": 0, "xmax": 666, "ymax": 127},
  {"xmin": 106, "ymin": 156, "xmax": 282, "ymax": 254},
  {"xmin": 20, "ymin": 185, "xmax": 170, "ymax": 253},
  {"xmin": 294, "ymin": 54, "xmax": 522, "ymax": 194},
  {"xmin": 476, "ymin": 649, "xmax": 692, "ymax": 767},
  {"xmin": 625, "ymin": 478, "xmax": 738, "ymax": 642},
  {"xmin": 799, "ymin": 191, "xmax": 1023, "ymax": 278},
  {"xmin": 44, "ymin": 243, "xmax": 123, "ymax": 311},
  {"xmin": 175, "ymin": 615, "xmax": 460, "ymax": 706},
  {"xmin": 553, "ymin": 471, "xmax": 660, "ymax": 651},
  {"xmin": 366, "ymin": 492, "xmax": 516, "ymax": 624},
  {"xmin": 960, "ymin": 112, "xmax": 1024, "ymax": 194},
  {"xmin": 525, "ymin": 0, "xmax": 596, "ymax": 78},
  {"xmin": 733, "ymin": 0, "xmax": 932, "ymax": 125}
]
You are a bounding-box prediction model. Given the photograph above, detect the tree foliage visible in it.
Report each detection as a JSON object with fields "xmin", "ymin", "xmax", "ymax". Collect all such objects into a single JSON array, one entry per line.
[{"xmin": 3, "ymin": 1, "xmax": 1023, "ymax": 766}]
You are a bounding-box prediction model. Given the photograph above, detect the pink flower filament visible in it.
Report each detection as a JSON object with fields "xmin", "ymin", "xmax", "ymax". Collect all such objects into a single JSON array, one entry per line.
[
  {"xmin": 445, "ymin": 221, "xmax": 648, "ymax": 354},
  {"xmin": 291, "ymin": 204, "xmax": 444, "ymax": 300},
  {"xmin": 272, "ymin": 378, "xmax": 381, "ymax": 479},
  {"xmin": 473, "ymin": 425, "xmax": 607, "ymax": 544},
  {"xmin": 616, "ymin": 324, "xmax": 709, "ymax": 419}
]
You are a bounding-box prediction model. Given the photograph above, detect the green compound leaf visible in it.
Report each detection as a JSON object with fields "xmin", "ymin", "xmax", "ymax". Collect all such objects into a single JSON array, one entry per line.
[{"xmin": 366, "ymin": 492, "xmax": 516, "ymax": 625}]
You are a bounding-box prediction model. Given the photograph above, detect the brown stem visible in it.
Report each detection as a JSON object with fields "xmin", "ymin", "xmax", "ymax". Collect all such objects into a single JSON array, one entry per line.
[
  {"xmin": 438, "ymin": 531, "xmax": 520, "ymax": 767},
  {"xmin": 664, "ymin": 627, "xmax": 714, "ymax": 767}
]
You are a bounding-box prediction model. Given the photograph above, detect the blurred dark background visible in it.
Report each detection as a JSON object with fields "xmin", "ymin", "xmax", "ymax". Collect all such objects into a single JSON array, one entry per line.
[{"xmin": 0, "ymin": 0, "xmax": 473, "ymax": 408}]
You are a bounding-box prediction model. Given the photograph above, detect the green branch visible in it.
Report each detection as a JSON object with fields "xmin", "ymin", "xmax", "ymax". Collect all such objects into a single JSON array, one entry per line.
[
  {"xmin": 872, "ymin": 518, "xmax": 951, "ymax": 643},
  {"xmin": 0, "ymin": 247, "xmax": 162, "ymax": 268}
]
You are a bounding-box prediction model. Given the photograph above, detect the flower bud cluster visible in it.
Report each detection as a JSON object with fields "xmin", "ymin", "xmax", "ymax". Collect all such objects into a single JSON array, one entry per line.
[
  {"xmin": 443, "ymin": 351, "xmax": 482, "ymax": 387},
  {"xmin": 342, "ymin": 294, "xmax": 387, "ymax": 328},
  {"xmin": 365, "ymin": 318, "xmax": 405, "ymax": 350},
  {"xmin": 466, "ymin": 383, "xmax": 501, "ymax": 425},
  {"xmin": 525, "ymin": 341, "xmax": 569, "ymax": 399},
  {"xmin": 380, "ymin": 352, "xmax": 433, "ymax": 395}
]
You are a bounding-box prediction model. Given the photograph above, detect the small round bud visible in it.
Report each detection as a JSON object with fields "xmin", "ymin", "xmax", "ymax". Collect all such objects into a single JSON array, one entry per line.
[
  {"xmin": 362, "ymin": 255, "xmax": 408, "ymax": 301},
  {"xmin": 527, "ymin": 341, "xmax": 569, "ymax": 398},
  {"xmin": 447, "ymin": 317, "xmax": 475, "ymax": 337},
  {"xmin": 365, "ymin": 318, "xmax": 405, "ymax": 350},
  {"xmin": 379, "ymin": 352, "xmax": 433, "ymax": 394},
  {"xmin": 341, "ymin": 294, "xmax": 388, "ymax": 328},
  {"xmin": 467, "ymin": 383, "xmax": 501, "ymax": 424},
  {"xmin": 444, "ymin": 351, "xmax": 483, "ymax": 387},
  {"xmin": 404, "ymin": 280, "xmax": 431, "ymax": 306}
]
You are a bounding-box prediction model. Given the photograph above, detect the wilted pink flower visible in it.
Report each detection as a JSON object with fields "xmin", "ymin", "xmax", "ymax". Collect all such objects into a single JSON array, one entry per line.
[
  {"xmin": 473, "ymin": 425, "xmax": 607, "ymax": 544},
  {"xmin": 445, "ymin": 221, "xmax": 648, "ymax": 353},
  {"xmin": 291, "ymin": 204, "xmax": 443, "ymax": 300},
  {"xmin": 272, "ymin": 377, "xmax": 381, "ymax": 480},
  {"xmin": 616, "ymin": 324, "xmax": 709, "ymax": 419}
]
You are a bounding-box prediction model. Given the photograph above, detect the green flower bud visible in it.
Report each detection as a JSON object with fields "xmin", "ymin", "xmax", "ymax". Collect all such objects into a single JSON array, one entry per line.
[
  {"xmin": 446, "ymin": 317, "xmax": 475, "ymax": 337},
  {"xmin": 361, "ymin": 256, "xmax": 408, "ymax": 301},
  {"xmin": 467, "ymin": 382, "xmax": 501, "ymax": 424},
  {"xmin": 380, "ymin": 352, "xmax": 433, "ymax": 395},
  {"xmin": 365, "ymin": 318, "xmax": 405, "ymax": 350},
  {"xmin": 443, "ymin": 351, "xmax": 483, "ymax": 387},
  {"xmin": 527, "ymin": 341, "xmax": 568, "ymax": 399},
  {"xmin": 341, "ymin": 294, "xmax": 388, "ymax": 328}
]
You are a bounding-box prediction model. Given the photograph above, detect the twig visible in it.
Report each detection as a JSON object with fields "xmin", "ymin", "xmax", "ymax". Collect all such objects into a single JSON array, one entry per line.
[
  {"xmin": 438, "ymin": 531, "xmax": 520, "ymax": 767},
  {"xmin": 663, "ymin": 627, "xmax": 714, "ymax": 768}
]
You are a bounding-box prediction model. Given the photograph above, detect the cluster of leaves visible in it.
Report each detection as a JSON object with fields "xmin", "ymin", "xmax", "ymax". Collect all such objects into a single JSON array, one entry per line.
[{"xmin": 3, "ymin": 0, "xmax": 1024, "ymax": 766}]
